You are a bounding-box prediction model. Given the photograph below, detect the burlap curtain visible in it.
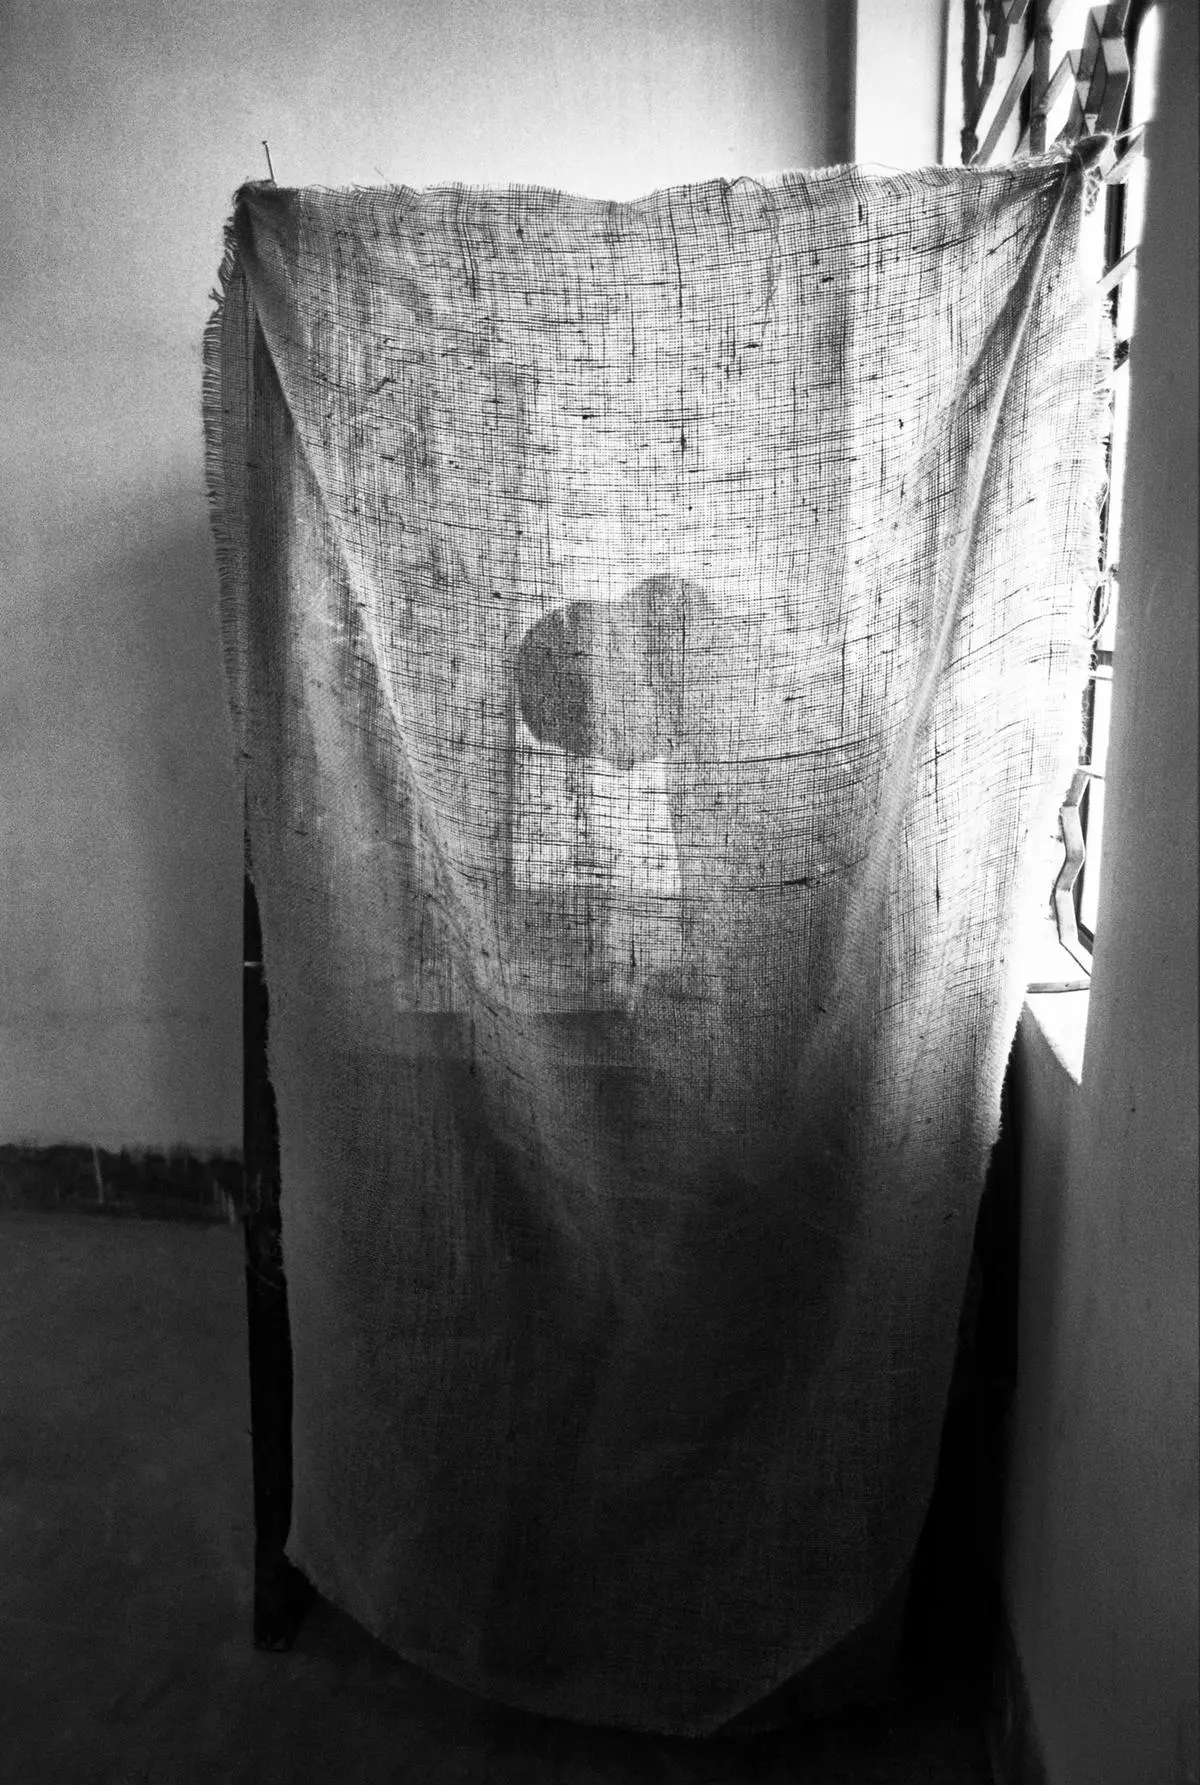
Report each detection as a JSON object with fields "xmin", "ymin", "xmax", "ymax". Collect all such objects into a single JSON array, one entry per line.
[{"xmin": 205, "ymin": 153, "xmax": 1107, "ymax": 1736}]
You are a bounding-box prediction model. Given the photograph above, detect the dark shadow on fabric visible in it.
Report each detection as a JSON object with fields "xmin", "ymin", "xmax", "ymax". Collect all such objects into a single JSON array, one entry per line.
[{"xmin": 898, "ymin": 1069, "xmax": 1022, "ymax": 1714}]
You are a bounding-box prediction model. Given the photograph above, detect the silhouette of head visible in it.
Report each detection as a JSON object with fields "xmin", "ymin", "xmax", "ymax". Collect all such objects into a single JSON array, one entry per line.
[{"xmin": 515, "ymin": 574, "xmax": 712, "ymax": 770}]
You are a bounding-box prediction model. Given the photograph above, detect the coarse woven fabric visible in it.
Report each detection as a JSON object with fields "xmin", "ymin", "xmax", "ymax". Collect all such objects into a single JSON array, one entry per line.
[{"xmin": 204, "ymin": 155, "xmax": 1108, "ymax": 1738}]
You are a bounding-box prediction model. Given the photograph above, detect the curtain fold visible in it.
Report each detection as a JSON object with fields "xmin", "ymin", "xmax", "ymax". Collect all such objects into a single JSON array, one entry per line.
[{"xmin": 205, "ymin": 155, "xmax": 1107, "ymax": 1737}]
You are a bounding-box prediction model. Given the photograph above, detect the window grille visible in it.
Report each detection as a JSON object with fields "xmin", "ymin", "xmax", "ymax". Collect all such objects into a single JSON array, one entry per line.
[{"xmin": 956, "ymin": 0, "xmax": 1159, "ymax": 988}]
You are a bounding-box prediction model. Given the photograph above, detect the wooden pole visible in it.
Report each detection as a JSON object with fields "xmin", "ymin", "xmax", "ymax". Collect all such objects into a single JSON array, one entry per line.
[{"xmin": 243, "ymin": 853, "xmax": 314, "ymax": 1649}]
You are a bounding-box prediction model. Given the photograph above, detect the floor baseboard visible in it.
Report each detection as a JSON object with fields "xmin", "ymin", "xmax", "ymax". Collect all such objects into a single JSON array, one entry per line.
[{"xmin": 0, "ymin": 1143, "xmax": 242, "ymax": 1223}]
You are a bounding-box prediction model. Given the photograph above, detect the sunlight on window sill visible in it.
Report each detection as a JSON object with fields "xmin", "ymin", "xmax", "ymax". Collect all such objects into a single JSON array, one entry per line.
[{"xmin": 1022, "ymin": 910, "xmax": 1090, "ymax": 1085}]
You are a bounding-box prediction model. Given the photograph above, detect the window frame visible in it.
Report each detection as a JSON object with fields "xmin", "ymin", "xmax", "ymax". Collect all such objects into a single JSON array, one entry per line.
[{"xmin": 956, "ymin": 0, "xmax": 1158, "ymax": 977}]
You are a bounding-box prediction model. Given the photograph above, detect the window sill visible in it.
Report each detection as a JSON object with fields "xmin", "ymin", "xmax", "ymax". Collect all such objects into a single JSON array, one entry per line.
[
  {"xmin": 1022, "ymin": 985, "xmax": 1089, "ymax": 1085},
  {"xmin": 1021, "ymin": 913, "xmax": 1091, "ymax": 1085}
]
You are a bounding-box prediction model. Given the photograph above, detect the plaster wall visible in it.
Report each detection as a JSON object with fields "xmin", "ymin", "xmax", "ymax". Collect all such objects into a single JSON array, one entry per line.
[
  {"xmin": 1, "ymin": 0, "xmax": 850, "ymax": 1150},
  {"xmin": 853, "ymin": 0, "xmax": 946, "ymax": 168},
  {"xmin": 1005, "ymin": 4, "xmax": 1200, "ymax": 1779}
]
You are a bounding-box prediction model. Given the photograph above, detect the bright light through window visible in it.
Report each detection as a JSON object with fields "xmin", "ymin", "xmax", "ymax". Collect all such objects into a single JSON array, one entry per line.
[{"xmin": 1076, "ymin": 1, "xmax": 1160, "ymax": 942}]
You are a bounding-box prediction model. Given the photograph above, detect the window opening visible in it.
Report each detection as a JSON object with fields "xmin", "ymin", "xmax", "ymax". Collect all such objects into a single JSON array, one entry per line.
[{"xmin": 955, "ymin": 0, "xmax": 1159, "ymax": 983}]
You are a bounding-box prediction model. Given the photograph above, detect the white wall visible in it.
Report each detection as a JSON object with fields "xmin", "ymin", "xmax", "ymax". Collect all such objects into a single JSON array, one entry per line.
[
  {"xmin": 854, "ymin": 0, "xmax": 946, "ymax": 168},
  {"xmin": 1, "ymin": 0, "xmax": 850, "ymax": 1152},
  {"xmin": 1005, "ymin": 4, "xmax": 1200, "ymax": 1780}
]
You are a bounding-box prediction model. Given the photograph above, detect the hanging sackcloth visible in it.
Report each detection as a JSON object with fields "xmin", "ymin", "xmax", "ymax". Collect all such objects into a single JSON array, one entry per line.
[{"xmin": 205, "ymin": 151, "xmax": 1109, "ymax": 1737}]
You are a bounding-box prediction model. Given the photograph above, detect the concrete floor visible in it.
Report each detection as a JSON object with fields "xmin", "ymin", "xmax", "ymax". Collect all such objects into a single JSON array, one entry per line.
[{"xmin": 0, "ymin": 1210, "xmax": 992, "ymax": 1783}]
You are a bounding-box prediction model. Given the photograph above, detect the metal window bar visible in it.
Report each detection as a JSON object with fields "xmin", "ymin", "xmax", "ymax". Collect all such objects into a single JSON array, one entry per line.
[{"xmin": 962, "ymin": 0, "xmax": 1150, "ymax": 990}]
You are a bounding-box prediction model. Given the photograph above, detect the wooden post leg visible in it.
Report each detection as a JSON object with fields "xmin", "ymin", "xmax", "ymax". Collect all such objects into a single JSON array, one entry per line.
[{"xmin": 243, "ymin": 866, "xmax": 315, "ymax": 1650}]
